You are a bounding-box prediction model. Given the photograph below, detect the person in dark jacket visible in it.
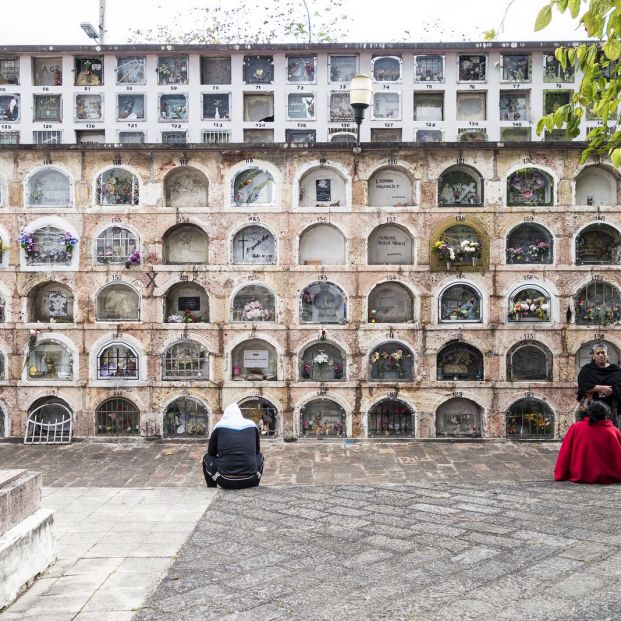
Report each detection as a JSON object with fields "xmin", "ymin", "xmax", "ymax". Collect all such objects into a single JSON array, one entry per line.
[
  {"xmin": 554, "ymin": 401, "xmax": 621, "ymax": 484},
  {"xmin": 202, "ymin": 403, "xmax": 264, "ymax": 489},
  {"xmin": 577, "ymin": 342, "xmax": 621, "ymax": 427}
]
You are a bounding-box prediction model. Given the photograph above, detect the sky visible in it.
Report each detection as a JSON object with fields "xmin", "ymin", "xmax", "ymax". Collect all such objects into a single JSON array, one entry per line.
[{"xmin": 0, "ymin": 0, "xmax": 589, "ymax": 45}]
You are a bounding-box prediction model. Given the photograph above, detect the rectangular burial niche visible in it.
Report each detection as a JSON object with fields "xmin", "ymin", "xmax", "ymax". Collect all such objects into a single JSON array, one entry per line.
[
  {"xmin": 201, "ymin": 57, "xmax": 232, "ymax": 84},
  {"xmin": 329, "ymin": 55, "xmax": 358, "ymax": 82},
  {"xmin": 202, "ymin": 93, "xmax": 230, "ymax": 119},
  {"xmin": 287, "ymin": 56, "xmax": 316, "ymax": 82},
  {"xmin": 32, "ymin": 57, "xmax": 62, "ymax": 86}
]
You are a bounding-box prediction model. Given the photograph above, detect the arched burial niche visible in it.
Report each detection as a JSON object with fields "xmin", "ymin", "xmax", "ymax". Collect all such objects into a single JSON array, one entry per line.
[
  {"xmin": 27, "ymin": 339, "xmax": 73, "ymax": 381},
  {"xmin": 231, "ymin": 225, "xmax": 276, "ymax": 265},
  {"xmin": 507, "ymin": 168, "xmax": 553, "ymax": 206},
  {"xmin": 96, "ymin": 283, "xmax": 140, "ymax": 321},
  {"xmin": 430, "ymin": 221, "xmax": 487, "ymax": 271},
  {"xmin": 575, "ymin": 224, "xmax": 621, "ymax": 265},
  {"xmin": 300, "ymin": 398, "xmax": 345, "ymax": 437},
  {"xmin": 163, "ymin": 224, "xmax": 209, "ymax": 264},
  {"xmin": 165, "ymin": 282, "xmax": 209, "ymax": 323},
  {"xmin": 232, "ymin": 167, "xmax": 274, "ymax": 206},
  {"xmin": 24, "ymin": 226, "xmax": 75, "ymax": 266},
  {"xmin": 162, "ymin": 340, "xmax": 209, "ymax": 379},
  {"xmin": 369, "ymin": 342, "xmax": 414, "ymax": 381},
  {"xmin": 506, "ymin": 223, "xmax": 553, "ymax": 264},
  {"xmin": 26, "ymin": 168, "xmax": 71, "ymax": 207},
  {"xmin": 575, "ymin": 165, "xmax": 617, "ymax": 206},
  {"xmin": 508, "ymin": 285, "xmax": 551, "ymax": 322},
  {"xmin": 164, "ymin": 167, "xmax": 208, "ymax": 208},
  {"xmin": 299, "ymin": 224, "xmax": 345, "ymax": 266},
  {"xmin": 574, "ymin": 281, "xmax": 621, "ymax": 326},
  {"xmin": 96, "ymin": 398, "xmax": 140, "ymax": 436},
  {"xmin": 436, "ymin": 342, "xmax": 483, "ymax": 381},
  {"xmin": 300, "ymin": 341, "xmax": 346, "ymax": 381},
  {"xmin": 576, "ymin": 340, "xmax": 620, "ymax": 377},
  {"xmin": 232, "ymin": 285, "xmax": 275, "ymax": 322},
  {"xmin": 96, "ymin": 226, "xmax": 139, "ymax": 265},
  {"xmin": 300, "ymin": 281, "xmax": 346, "ymax": 324},
  {"xmin": 367, "ymin": 399, "xmax": 414, "ymax": 437},
  {"xmin": 436, "ymin": 398, "xmax": 482, "ymax": 438},
  {"xmin": 438, "ymin": 165, "xmax": 483, "ymax": 206},
  {"xmin": 28, "ymin": 282, "xmax": 74, "ymax": 322},
  {"xmin": 231, "ymin": 338, "xmax": 277, "ymax": 381},
  {"xmin": 97, "ymin": 343, "xmax": 138, "ymax": 379},
  {"xmin": 367, "ymin": 224, "xmax": 413, "ymax": 265},
  {"xmin": 96, "ymin": 168, "xmax": 139, "ymax": 206},
  {"xmin": 439, "ymin": 283, "xmax": 482, "ymax": 322},
  {"xmin": 25, "ymin": 397, "xmax": 73, "ymax": 444},
  {"xmin": 368, "ymin": 282, "xmax": 414, "ymax": 323},
  {"xmin": 298, "ymin": 166, "xmax": 347, "ymax": 207},
  {"xmin": 163, "ymin": 396, "xmax": 209, "ymax": 438},
  {"xmin": 368, "ymin": 168, "xmax": 413, "ymax": 207},
  {"xmin": 507, "ymin": 341, "xmax": 552, "ymax": 381},
  {"xmin": 506, "ymin": 398, "xmax": 554, "ymax": 440},
  {"xmin": 239, "ymin": 397, "xmax": 278, "ymax": 436}
]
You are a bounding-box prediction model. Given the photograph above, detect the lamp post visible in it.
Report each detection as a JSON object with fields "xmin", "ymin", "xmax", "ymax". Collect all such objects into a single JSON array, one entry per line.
[
  {"xmin": 80, "ymin": 0, "xmax": 106, "ymax": 43},
  {"xmin": 349, "ymin": 74, "xmax": 373, "ymax": 147}
]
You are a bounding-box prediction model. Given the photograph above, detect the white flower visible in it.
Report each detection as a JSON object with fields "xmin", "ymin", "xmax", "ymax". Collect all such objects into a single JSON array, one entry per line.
[
  {"xmin": 460, "ymin": 239, "xmax": 470, "ymax": 248},
  {"xmin": 449, "ymin": 249, "xmax": 456, "ymax": 260},
  {"xmin": 314, "ymin": 352, "xmax": 329, "ymax": 365}
]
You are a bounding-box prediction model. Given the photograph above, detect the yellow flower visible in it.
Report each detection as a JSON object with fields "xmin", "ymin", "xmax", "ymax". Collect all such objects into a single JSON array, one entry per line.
[{"xmin": 29, "ymin": 366, "xmax": 38, "ymax": 376}]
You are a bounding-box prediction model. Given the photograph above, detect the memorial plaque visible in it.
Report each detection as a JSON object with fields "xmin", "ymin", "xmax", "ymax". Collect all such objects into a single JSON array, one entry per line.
[
  {"xmin": 178, "ymin": 297, "xmax": 200, "ymax": 312},
  {"xmin": 368, "ymin": 225, "xmax": 412, "ymax": 264},
  {"xmin": 368, "ymin": 171, "xmax": 411, "ymax": 206},
  {"xmin": 315, "ymin": 179, "xmax": 331, "ymax": 202},
  {"xmin": 33, "ymin": 57, "xmax": 62, "ymax": 86},
  {"xmin": 243, "ymin": 350, "xmax": 269, "ymax": 369}
]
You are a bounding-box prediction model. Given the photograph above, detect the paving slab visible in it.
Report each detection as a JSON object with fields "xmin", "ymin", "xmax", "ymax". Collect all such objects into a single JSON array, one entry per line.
[{"xmin": 134, "ymin": 482, "xmax": 621, "ymax": 621}]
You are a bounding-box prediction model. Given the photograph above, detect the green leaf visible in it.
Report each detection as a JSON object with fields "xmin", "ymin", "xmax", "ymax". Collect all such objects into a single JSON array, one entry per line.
[
  {"xmin": 567, "ymin": 47, "xmax": 577, "ymax": 67},
  {"xmin": 535, "ymin": 4, "xmax": 553, "ymax": 30},
  {"xmin": 557, "ymin": 0, "xmax": 569, "ymax": 11},
  {"xmin": 610, "ymin": 148, "xmax": 621, "ymax": 167},
  {"xmin": 536, "ymin": 117, "xmax": 547, "ymax": 135},
  {"xmin": 568, "ymin": 0, "xmax": 581, "ymax": 19},
  {"xmin": 604, "ymin": 39, "xmax": 621, "ymax": 60}
]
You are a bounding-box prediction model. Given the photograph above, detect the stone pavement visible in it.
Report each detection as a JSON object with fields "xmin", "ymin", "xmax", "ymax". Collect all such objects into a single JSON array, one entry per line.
[
  {"xmin": 0, "ymin": 440, "xmax": 560, "ymax": 487},
  {"xmin": 134, "ymin": 482, "xmax": 621, "ymax": 621},
  {"xmin": 0, "ymin": 487, "xmax": 215, "ymax": 621}
]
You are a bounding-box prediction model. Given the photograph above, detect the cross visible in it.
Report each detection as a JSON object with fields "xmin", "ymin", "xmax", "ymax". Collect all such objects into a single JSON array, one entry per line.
[
  {"xmin": 237, "ymin": 233, "xmax": 250, "ymax": 256},
  {"xmin": 146, "ymin": 271, "xmax": 157, "ymax": 289}
]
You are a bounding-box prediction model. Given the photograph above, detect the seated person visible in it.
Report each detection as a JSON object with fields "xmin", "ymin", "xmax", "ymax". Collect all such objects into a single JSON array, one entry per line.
[
  {"xmin": 202, "ymin": 403, "xmax": 264, "ymax": 489},
  {"xmin": 554, "ymin": 401, "xmax": 621, "ymax": 484}
]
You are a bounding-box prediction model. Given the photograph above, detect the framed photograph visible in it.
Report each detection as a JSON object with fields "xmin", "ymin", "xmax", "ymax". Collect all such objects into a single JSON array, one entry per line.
[
  {"xmin": 287, "ymin": 93, "xmax": 315, "ymax": 119},
  {"xmin": 159, "ymin": 94, "xmax": 188, "ymax": 121},
  {"xmin": 201, "ymin": 57, "xmax": 231, "ymax": 84},
  {"xmin": 501, "ymin": 54, "xmax": 531, "ymax": 82},
  {"xmin": 329, "ymin": 55, "xmax": 358, "ymax": 82},
  {"xmin": 75, "ymin": 94, "xmax": 103, "ymax": 121},
  {"xmin": 458, "ymin": 55, "xmax": 486, "ymax": 81},
  {"xmin": 75, "ymin": 57, "xmax": 103, "ymax": 86},
  {"xmin": 372, "ymin": 56, "xmax": 402, "ymax": 82},
  {"xmin": 414, "ymin": 55, "xmax": 444, "ymax": 82},
  {"xmin": 158, "ymin": 56, "xmax": 188, "ymax": 85},
  {"xmin": 329, "ymin": 92, "xmax": 354, "ymax": 122},
  {"xmin": 243, "ymin": 56, "xmax": 274, "ymax": 84},
  {"xmin": 116, "ymin": 56, "xmax": 146, "ymax": 84},
  {"xmin": 287, "ymin": 56, "xmax": 316, "ymax": 83},
  {"xmin": 202, "ymin": 93, "xmax": 230, "ymax": 119},
  {"xmin": 32, "ymin": 57, "xmax": 62, "ymax": 86},
  {"xmin": 117, "ymin": 94, "xmax": 145, "ymax": 121}
]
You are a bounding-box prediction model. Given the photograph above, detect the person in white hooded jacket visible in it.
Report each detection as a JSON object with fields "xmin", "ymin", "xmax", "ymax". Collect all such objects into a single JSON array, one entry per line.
[{"xmin": 202, "ymin": 402, "xmax": 264, "ymax": 489}]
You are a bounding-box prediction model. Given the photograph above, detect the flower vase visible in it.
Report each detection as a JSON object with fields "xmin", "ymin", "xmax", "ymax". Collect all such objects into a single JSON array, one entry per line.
[
  {"xmin": 446, "ymin": 261, "xmax": 451, "ymax": 271},
  {"xmin": 472, "ymin": 257, "xmax": 476, "ymax": 266}
]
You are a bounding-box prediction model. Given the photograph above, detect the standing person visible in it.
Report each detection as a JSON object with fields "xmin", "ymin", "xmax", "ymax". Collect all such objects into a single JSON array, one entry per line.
[
  {"xmin": 554, "ymin": 402, "xmax": 621, "ymax": 483},
  {"xmin": 577, "ymin": 342, "xmax": 621, "ymax": 427},
  {"xmin": 202, "ymin": 403, "xmax": 264, "ymax": 489}
]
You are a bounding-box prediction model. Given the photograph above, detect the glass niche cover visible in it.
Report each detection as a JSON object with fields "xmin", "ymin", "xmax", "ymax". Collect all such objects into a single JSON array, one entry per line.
[
  {"xmin": 415, "ymin": 55, "xmax": 444, "ymax": 82},
  {"xmin": 369, "ymin": 342, "xmax": 414, "ymax": 381},
  {"xmin": 372, "ymin": 92, "xmax": 400, "ymax": 119},
  {"xmin": 500, "ymin": 92, "xmax": 530, "ymax": 122},
  {"xmin": 232, "ymin": 285, "xmax": 275, "ymax": 322},
  {"xmin": 243, "ymin": 56, "xmax": 274, "ymax": 84},
  {"xmin": 116, "ymin": 56, "xmax": 146, "ymax": 84},
  {"xmin": 202, "ymin": 93, "xmax": 230, "ymax": 120},
  {"xmin": 301, "ymin": 399, "xmax": 345, "ymax": 436},
  {"xmin": 159, "ymin": 94, "xmax": 188, "ymax": 121},
  {"xmin": 329, "ymin": 55, "xmax": 357, "ymax": 82},
  {"xmin": 287, "ymin": 93, "xmax": 315, "ymax": 120},
  {"xmin": 329, "ymin": 92, "xmax": 355, "ymax": 122},
  {"xmin": 232, "ymin": 226, "xmax": 276, "ymax": 264},
  {"xmin": 300, "ymin": 282, "xmax": 346, "ymax": 324},
  {"xmin": 300, "ymin": 343, "xmax": 345, "ymax": 381},
  {"xmin": 75, "ymin": 95, "xmax": 103, "ymax": 121},
  {"xmin": 372, "ymin": 56, "xmax": 401, "ymax": 82},
  {"xmin": 158, "ymin": 56, "xmax": 188, "ymax": 84},
  {"xmin": 458, "ymin": 55, "xmax": 486, "ymax": 81},
  {"xmin": 117, "ymin": 95, "xmax": 144, "ymax": 121},
  {"xmin": 232, "ymin": 169, "xmax": 274, "ymax": 205},
  {"xmin": 287, "ymin": 56, "xmax": 316, "ymax": 82}
]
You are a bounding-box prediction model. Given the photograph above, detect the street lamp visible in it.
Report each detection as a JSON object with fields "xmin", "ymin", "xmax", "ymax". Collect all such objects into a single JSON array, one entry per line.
[
  {"xmin": 80, "ymin": 22, "xmax": 99, "ymax": 40},
  {"xmin": 349, "ymin": 74, "xmax": 373, "ymax": 147}
]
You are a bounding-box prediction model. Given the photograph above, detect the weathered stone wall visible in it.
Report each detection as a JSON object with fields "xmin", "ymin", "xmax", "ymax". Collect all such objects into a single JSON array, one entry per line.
[{"xmin": 0, "ymin": 143, "xmax": 616, "ymax": 440}]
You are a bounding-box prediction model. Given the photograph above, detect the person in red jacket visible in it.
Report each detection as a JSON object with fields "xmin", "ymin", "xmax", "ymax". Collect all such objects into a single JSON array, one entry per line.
[{"xmin": 554, "ymin": 401, "xmax": 621, "ymax": 484}]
